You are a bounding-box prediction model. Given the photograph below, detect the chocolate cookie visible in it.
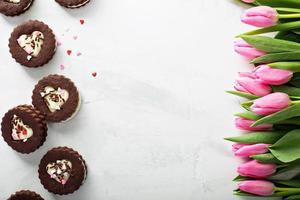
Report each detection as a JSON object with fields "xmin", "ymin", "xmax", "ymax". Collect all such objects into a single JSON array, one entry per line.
[
  {"xmin": 8, "ymin": 190, "xmax": 44, "ymax": 200},
  {"xmin": 1, "ymin": 105, "xmax": 47, "ymax": 154},
  {"xmin": 9, "ymin": 20, "xmax": 56, "ymax": 68},
  {"xmin": 55, "ymin": 0, "xmax": 90, "ymax": 8},
  {"xmin": 0, "ymin": 0, "xmax": 33, "ymax": 16},
  {"xmin": 39, "ymin": 147, "xmax": 87, "ymax": 195},
  {"xmin": 32, "ymin": 74, "xmax": 81, "ymax": 123}
]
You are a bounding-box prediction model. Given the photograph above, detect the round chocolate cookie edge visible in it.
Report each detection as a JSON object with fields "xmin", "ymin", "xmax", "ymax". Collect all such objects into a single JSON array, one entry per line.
[
  {"xmin": 38, "ymin": 146, "xmax": 87, "ymax": 195},
  {"xmin": 8, "ymin": 190, "xmax": 44, "ymax": 200},
  {"xmin": 0, "ymin": 0, "xmax": 34, "ymax": 16},
  {"xmin": 32, "ymin": 74, "xmax": 80, "ymax": 122},
  {"xmin": 55, "ymin": 0, "xmax": 90, "ymax": 9},
  {"xmin": 1, "ymin": 104, "xmax": 48, "ymax": 154},
  {"xmin": 8, "ymin": 20, "xmax": 57, "ymax": 68}
]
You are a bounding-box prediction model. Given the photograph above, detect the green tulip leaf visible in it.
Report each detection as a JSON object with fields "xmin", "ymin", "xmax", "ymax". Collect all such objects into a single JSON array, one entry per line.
[
  {"xmin": 241, "ymin": 35, "xmax": 300, "ymax": 53},
  {"xmin": 240, "ymin": 21, "xmax": 300, "ymax": 36},
  {"xmin": 226, "ymin": 90, "xmax": 259, "ymax": 100},
  {"xmin": 270, "ymin": 130, "xmax": 300, "ymax": 163},
  {"xmin": 285, "ymin": 195, "xmax": 300, "ymax": 200},
  {"xmin": 269, "ymin": 62, "xmax": 300, "ymax": 73},
  {"xmin": 276, "ymin": 31, "xmax": 300, "ymax": 43},
  {"xmin": 256, "ymin": 0, "xmax": 300, "ymax": 7},
  {"xmin": 290, "ymin": 73, "xmax": 300, "ymax": 87},
  {"xmin": 251, "ymin": 153, "xmax": 283, "ymax": 164},
  {"xmin": 233, "ymin": 175, "xmax": 249, "ymax": 182},
  {"xmin": 252, "ymin": 104, "xmax": 300, "ymax": 127},
  {"xmin": 251, "ymin": 52, "xmax": 300, "ymax": 64},
  {"xmin": 272, "ymin": 85, "xmax": 300, "ymax": 97},
  {"xmin": 269, "ymin": 160, "xmax": 300, "ymax": 180},
  {"xmin": 235, "ymin": 111, "xmax": 262, "ymax": 121},
  {"xmin": 276, "ymin": 180, "xmax": 300, "ymax": 188},
  {"xmin": 233, "ymin": 190, "xmax": 260, "ymax": 197},
  {"xmin": 225, "ymin": 131, "xmax": 285, "ymax": 144},
  {"xmin": 279, "ymin": 117, "xmax": 300, "ymax": 126}
]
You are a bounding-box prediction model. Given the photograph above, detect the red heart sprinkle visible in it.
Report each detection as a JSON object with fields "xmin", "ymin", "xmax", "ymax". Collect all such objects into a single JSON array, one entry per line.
[
  {"xmin": 67, "ymin": 50, "xmax": 72, "ymax": 55},
  {"xmin": 92, "ymin": 72, "xmax": 97, "ymax": 77},
  {"xmin": 80, "ymin": 19, "xmax": 85, "ymax": 25}
]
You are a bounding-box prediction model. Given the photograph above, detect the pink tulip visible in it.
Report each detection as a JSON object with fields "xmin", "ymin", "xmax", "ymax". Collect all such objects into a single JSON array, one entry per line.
[
  {"xmin": 235, "ymin": 117, "xmax": 272, "ymax": 131},
  {"xmin": 235, "ymin": 77, "xmax": 272, "ymax": 97},
  {"xmin": 239, "ymin": 180, "xmax": 275, "ymax": 196},
  {"xmin": 234, "ymin": 39, "xmax": 266, "ymax": 59},
  {"xmin": 233, "ymin": 143, "xmax": 270, "ymax": 157},
  {"xmin": 240, "ymin": 65, "xmax": 293, "ymax": 86},
  {"xmin": 241, "ymin": 0, "xmax": 255, "ymax": 3},
  {"xmin": 237, "ymin": 160, "xmax": 276, "ymax": 178},
  {"xmin": 241, "ymin": 6, "xmax": 278, "ymax": 27},
  {"xmin": 251, "ymin": 92, "xmax": 290, "ymax": 116}
]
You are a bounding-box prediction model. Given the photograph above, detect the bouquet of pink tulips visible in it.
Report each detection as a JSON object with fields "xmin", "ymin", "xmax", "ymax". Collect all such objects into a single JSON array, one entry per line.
[{"xmin": 227, "ymin": 0, "xmax": 300, "ymax": 199}]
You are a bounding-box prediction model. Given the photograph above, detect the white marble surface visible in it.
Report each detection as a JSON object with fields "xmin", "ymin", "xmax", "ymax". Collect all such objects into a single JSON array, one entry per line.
[{"xmin": 0, "ymin": 0, "xmax": 277, "ymax": 199}]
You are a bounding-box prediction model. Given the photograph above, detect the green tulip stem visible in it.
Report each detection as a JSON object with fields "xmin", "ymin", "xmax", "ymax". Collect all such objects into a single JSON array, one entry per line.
[
  {"xmin": 275, "ymin": 187, "xmax": 300, "ymax": 195},
  {"xmin": 279, "ymin": 14, "xmax": 300, "ymax": 19}
]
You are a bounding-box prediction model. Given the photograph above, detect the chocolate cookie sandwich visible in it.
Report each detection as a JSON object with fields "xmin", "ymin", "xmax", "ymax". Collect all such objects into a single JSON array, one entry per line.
[
  {"xmin": 8, "ymin": 190, "xmax": 44, "ymax": 200},
  {"xmin": 0, "ymin": 0, "xmax": 33, "ymax": 16},
  {"xmin": 39, "ymin": 147, "xmax": 87, "ymax": 195},
  {"xmin": 32, "ymin": 74, "xmax": 81, "ymax": 123},
  {"xmin": 9, "ymin": 20, "xmax": 56, "ymax": 68},
  {"xmin": 55, "ymin": 0, "xmax": 90, "ymax": 8},
  {"xmin": 1, "ymin": 105, "xmax": 47, "ymax": 154}
]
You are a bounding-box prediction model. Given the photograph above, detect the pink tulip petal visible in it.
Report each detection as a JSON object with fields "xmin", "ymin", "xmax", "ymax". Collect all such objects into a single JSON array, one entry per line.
[{"xmin": 239, "ymin": 180, "xmax": 275, "ymax": 196}]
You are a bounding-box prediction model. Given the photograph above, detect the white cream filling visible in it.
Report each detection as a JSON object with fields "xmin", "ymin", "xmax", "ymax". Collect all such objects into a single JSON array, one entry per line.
[
  {"xmin": 40, "ymin": 86, "xmax": 69, "ymax": 113},
  {"xmin": 46, "ymin": 159, "xmax": 72, "ymax": 185},
  {"xmin": 17, "ymin": 31, "xmax": 44, "ymax": 60},
  {"xmin": 6, "ymin": 0, "xmax": 20, "ymax": 3},
  {"xmin": 11, "ymin": 115, "xmax": 33, "ymax": 142},
  {"xmin": 63, "ymin": 93, "xmax": 82, "ymax": 122},
  {"xmin": 67, "ymin": 0, "xmax": 90, "ymax": 8}
]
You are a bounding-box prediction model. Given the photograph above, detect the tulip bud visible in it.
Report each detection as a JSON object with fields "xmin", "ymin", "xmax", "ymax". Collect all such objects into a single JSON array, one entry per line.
[
  {"xmin": 241, "ymin": 0, "xmax": 255, "ymax": 3},
  {"xmin": 239, "ymin": 180, "xmax": 275, "ymax": 196},
  {"xmin": 251, "ymin": 92, "xmax": 290, "ymax": 116},
  {"xmin": 235, "ymin": 77, "xmax": 271, "ymax": 97},
  {"xmin": 235, "ymin": 117, "xmax": 272, "ymax": 131},
  {"xmin": 234, "ymin": 39, "xmax": 266, "ymax": 59},
  {"xmin": 241, "ymin": 6, "xmax": 278, "ymax": 27},
  {"xmin": 233, "ymin": 143, "xmax": 270, "ymax": 157},
  {"xmin": 244, "ymin": 65, "xmax": 293, "ymax": 86},
  {"xmin": 237, "ymin": 160, "xmax": 276, "ymax": 178}
]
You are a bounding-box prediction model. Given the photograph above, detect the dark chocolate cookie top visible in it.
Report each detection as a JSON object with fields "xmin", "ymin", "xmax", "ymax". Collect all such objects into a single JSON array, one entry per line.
[
  {"xmin": 8, "ymin": 190, "xmax": 44, "ymax": 200},
  {"xmin": 0, "ymin": 0, "xmax": 33, "ymax": 16},
  {"xmin": 39, "ymin": 147, "xmax": 87, "ymax": 195},
  {"xmin": 55, "ymin": 0, "xmax": 90, "ymax": 8},
  {"xmin": 32, "ymin": 74, "xmax": 80, "ymax": 122},
  {"xmin": 9, "ymin": 20, "xmax": 56, "ymax": 68},
  {"xmin": 1, "ymin": 105, "xmax": 47, "ymax": 154}
]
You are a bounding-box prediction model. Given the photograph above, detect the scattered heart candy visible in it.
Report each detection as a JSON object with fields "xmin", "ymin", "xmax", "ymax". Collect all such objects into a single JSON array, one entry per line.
[
  {"xmin": 80, "ymin": 19, "xmax": 85, "ymax": 25},
  {"xmin": 73, "ymin": 35, "xmax": 78, "ymax": 40},
  {"xmin": 60, "ymin": 64, "xmax": 65, "ymax": 70},
  {"xmin": 67, "ymin": 50, "xmax": 72, "ymax": 55},
  {"xmin": 92, "ymin": 72, "xmax": 97, "ymax": 77},
  {"xmin": 76, "ymin": 52, "xmax": 82, "ymax": 56}
]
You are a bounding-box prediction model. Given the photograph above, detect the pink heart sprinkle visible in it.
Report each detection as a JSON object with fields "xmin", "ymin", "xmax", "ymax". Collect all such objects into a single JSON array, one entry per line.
[
  {"xmin": 73, "ymin": 35, "xmax": 78, "ymax": 40},
  {"xmin": 76, "ymin": 52, "xmax": 82, "ymax": 56},
  {"xmin": 60, "ymin": 64, "xmax": 65, "ymax": 70}
]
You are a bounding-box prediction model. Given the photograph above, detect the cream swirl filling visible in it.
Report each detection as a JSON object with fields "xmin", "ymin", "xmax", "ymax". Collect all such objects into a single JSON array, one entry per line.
[
  {"xmin": 46, "ymin": 159, "xmax": 72, "ymax": 185},
  {"xmin": 11, "ymin": 115, "xmax": 33, "ymax": 142},
  {"xmin": 17, "ymin": 31, "xmax": 44, "ymax": 61},
  {"xmin": 40, "ymin": 86, "xmax": 69, "ymax": 113},
  {"xmin": 5, "ymin": 0, "xmax": 20, "ymax": 3}
]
